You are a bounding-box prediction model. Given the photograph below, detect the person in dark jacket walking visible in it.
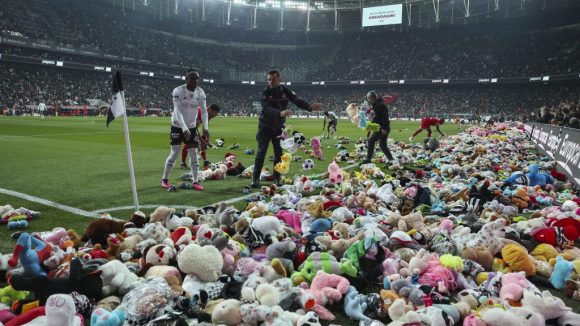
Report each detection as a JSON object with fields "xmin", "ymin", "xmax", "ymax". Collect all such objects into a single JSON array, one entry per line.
[
  {"xmin": 362, "ymin": 91, "xmax": 394, "ymax": 166},
  {"xmin": 250, "ymin": 70, "xmax": 322, "ymax": 188}
]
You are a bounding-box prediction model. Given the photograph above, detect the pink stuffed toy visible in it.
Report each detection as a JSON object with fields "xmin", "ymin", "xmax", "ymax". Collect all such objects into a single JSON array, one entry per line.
[
  {"xmin": 499, "ymin": 272, "xmax": 527, "ymax": 302},
  {"xmin": 235, "ymin": 258, "xmax": 264, "ymax": 281},
  {"xmin": 311, "ymin": 137, "xmax": 324, "ymax": 161},
  {"xmin": 300, "ymin": 271, "xmax": 350, "ymax": 320},
  {"xmin": 327, "ymin": 161, "xmax": 343, "ymax": 185},
  {"xmin": 38, "ymin": 227, "xmax": 70, "ymax": 247},
  {"xmin": 276, "ymin": 210, "xmax": 302, "ymax": 234}
]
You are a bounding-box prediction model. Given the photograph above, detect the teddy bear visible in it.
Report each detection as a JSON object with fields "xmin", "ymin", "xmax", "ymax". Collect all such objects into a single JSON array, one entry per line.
[
  {"xmin": 178, "ymin": 243, "xmax": 223, "ymax": 283},
  {"xmin": 165, "ymin": 212, "xmax": 194, "ymax": 232},
  {"xmin": 390, "ymin": 278, "xmax": 425, "ymax": 306},
  {"xmin": 510, "ymin": 187, "xmax": 530, "ymax": 212},
  {"xmin": 520, "ymin": 289, "xmax": 571, "ymax": 320},
  {"xmin": 315, "ymin": 231, "xmax": 364, "ymax": 259},
  {"xmin": 462, "ymin": 246, "xmax": 494, "ymax": 271},
  {"xmin": 99, "ymin": 259, "xmax": 140, "ymax": 296}
]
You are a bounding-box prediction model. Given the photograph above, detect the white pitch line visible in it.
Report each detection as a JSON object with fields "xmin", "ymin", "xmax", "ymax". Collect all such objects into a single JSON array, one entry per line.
[
  {"xmin": 0, "ymin": 131, "xmax": 115, "ymax": 140},
  {"xmin": 92, "ymin": 204, "xmax": 199, "ymax": 214},
  {"xmin": 0, "ymin": 187, "xmax": 99, "ymax": 218},
  {"xmin": 213, "ymin": 162, "xmax": 360, "ymax": 206}
]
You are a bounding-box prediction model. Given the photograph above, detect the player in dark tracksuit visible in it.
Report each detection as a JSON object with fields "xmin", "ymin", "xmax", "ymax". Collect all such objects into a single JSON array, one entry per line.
[
  {"xmin": 362, "ymin": 91, "xmax": 394, "ymax": 166},
  {"xmin": 250, "ymin": 70, "xmax": 322, "ymax": 188}
]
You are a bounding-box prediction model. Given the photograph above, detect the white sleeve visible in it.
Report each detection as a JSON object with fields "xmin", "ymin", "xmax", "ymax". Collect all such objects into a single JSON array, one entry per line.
[
  {"xmin": 172, "ymin": 88, "xmax": 189, "ymax": 131},
  {"xmin": 199, "ymin": 89, "xmax": 208, "ymax": 131}
]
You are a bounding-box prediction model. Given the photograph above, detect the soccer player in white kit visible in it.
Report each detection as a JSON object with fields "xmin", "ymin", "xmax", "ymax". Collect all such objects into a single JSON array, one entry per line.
[
  {"xmin": 161, "ymin": 70, "xmax": 209, "ymax": 191},
  {"xmin": 38, "ymin": 101, "xmax": 46, "ymax": 120}
]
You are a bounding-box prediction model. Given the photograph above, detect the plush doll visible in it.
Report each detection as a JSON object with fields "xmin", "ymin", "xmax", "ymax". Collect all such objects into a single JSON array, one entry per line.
[
  {"xmin": 91, "ymin": 307, "xmax": 126, "ymax": 326},
  {"xmin": 276, "ymin": 210, "xmax": 302, "ymax": 234},
  {"xmin": 296, "ymin": 311, "xmax": 321, "ymax": 326},
  {"xmin": 10, "ymin": 257, "xmax": 103, "ymax": 305},
  {"xmin": 327, "ymin": 161, "xmax": 343, "ymax": 185},
  {"xmin": 291, "ymin": 252, "xmax": 357, "ymax": 285},
  {"xmin": 8, "ymin": 232, "xmax": 53, "ymax": 277},
  {"xmin": 5, "ymin": 293, "xmax": 84, "ymax": 326},
  {"xmin": 344, "ymin": 286, "xmax": 372, "ymax": 323},
  {"xmin": 0, "ymin": 285, "xmax": 28, "ymax": 305},
  {"xmin": 315, "ymin": 232, "xmax": 364, "ymax": 259},
  {"xmin": 266, "ymin": 241, "xmax": 296, "ymax": 265},
  {"xmin": 358, "ymin": 111, "xmax": 368, "ymax": 129},
  {"xmin": 99, "ymin": 259, "xmax": 140, "ymax": 296},
  {"xmin": 178, "ymin": 243, "xmax": 223, "ymax": 283},
  {"xmin": 520, "ymin": 289, "xmax": 571, "ymax": 320},
  {"xmin": 531, "ymin": 217, "xmax": 580, "ymax": 248},
  {"xmin": 300, "ymin": 271, "xmax": 350, "ymax": 320},
  {"xmin": 500, "ymin": 242, "xmax": 536, "ymax": 277},
  {"xmin": 165, "ymin": 212, "xmax": 194, "ymax": 232},
  {"xmin": 549, "ymin": 256, "xmax": 574, "ymax": 290},
  {"xmin": 82, "ymin": 218, "xmax": 126, "ymax": 247},
  {"xmin": 526, "ymin": 164, "xmax": 555, "ymax": 187},
  {"xmin": 275, "ymin": 152, "xmax": 292, "ymax": 175},
  {"xmin": 510, "ymin": 188, "xmax": 530, "ymax": 211},
  {"xmin": 390, "ymin": 278, "xmax": 426, "ymax": 306},
  {"xmin": 499, "ymin": 272, "xmax": 528, "ymax": 302},
  {"xmin": 311, "ymin": 137, "xmax": 324, "ymax": 160},
  {"xmin": 345, "ymin": 237, "xmax": 379, "ymax": 270}
]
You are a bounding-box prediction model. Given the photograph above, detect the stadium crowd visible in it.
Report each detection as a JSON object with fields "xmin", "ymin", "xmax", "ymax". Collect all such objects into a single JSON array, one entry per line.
[
  {"xmin": 2, "ymin": 0, "xmax": 580, "ymax": 82},
  {"xmin": 2, "ymin": 62, "xmax": 579, "ymax": 128}
]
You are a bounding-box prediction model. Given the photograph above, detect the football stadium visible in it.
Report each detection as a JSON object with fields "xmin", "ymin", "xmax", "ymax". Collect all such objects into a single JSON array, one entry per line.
[{"xmin": 0, "ymin": 0, "xmax": 579, "ymax": 325}]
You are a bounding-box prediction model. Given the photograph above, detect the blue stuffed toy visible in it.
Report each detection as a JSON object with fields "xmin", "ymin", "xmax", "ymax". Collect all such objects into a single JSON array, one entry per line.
[
  {"xmin": 526, "ymin": 164, "xmax": 554, "ymax": 187},
  {"xmin": 305, "ymin": 218, "xmax": 333, "ymax": 240},
  {"xmin": 8, "ymin": 233, "xmax": 53, "ymax": 277},
  {"xmin": 344, "ymin": 286, "xmax": 372, "ymax": 322},
  {"xmin": 549, "ymin": 256, "xmax": 574, "ymax": 290},
  {"xmin": 358, "ymin": 111, "xmax": 368, "ymax": 129},
  {"xmin": 504, "ymin": 171, "xmax": 529, "ymax": 187},
  {"xmin": 7, "ymin": 220, "xmax": 28, "ymax": 230},
  {"xmin": 91, "ymin": 307, "xmax": 126, "ymax": 326}
]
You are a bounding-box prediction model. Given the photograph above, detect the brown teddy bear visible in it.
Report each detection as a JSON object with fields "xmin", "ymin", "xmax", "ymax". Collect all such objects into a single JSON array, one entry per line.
[
  {"xmin": 82, "ymin": 217, "xmax": 126, "ymax": 248},
  {"xmin": 331, "ymin": 222, "xmax": 350, "ymax": 239},
  {"xmin": 462, "ymin": 246, "xmax": 494, "ymax": 270}
]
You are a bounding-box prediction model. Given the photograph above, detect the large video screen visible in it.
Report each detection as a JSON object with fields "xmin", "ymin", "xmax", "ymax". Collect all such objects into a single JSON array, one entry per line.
[{"xmin": 362, "ymin": 4, "xmax": 403, "ymax": 27}]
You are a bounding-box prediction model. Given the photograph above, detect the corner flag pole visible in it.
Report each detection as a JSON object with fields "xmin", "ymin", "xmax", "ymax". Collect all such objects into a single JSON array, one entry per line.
[{"xmin": 120, "ymin": 92, "xmax": 140, "ymax": 212}]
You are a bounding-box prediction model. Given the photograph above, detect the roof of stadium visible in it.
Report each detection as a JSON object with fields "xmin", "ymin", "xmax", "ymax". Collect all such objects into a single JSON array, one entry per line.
[{"xmin": 96, "ymin": 0, "xmax": 580, "ymax": 33}]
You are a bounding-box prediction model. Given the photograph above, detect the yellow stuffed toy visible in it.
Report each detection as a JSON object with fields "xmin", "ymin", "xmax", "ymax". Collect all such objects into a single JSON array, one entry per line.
[
  {"xmin": 530, "ymin": 243, "xmax": 558, "ymax": 262},
  {"xmin": 274, "ymin": 152, "xmax": 292, "ymax": 175},
  {"xmin": 501, "ymin": 242, "xmax": 536, "ymax": 277}
]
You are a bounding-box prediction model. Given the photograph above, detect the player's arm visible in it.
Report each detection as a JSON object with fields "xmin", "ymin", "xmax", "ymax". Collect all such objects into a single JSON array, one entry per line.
[
  {"xmin": 199, "ymin": 89, "xmax": 209, "ymax": 140},
  {"xmin": 287, "ymin": 87, "xmax": 322, "ymax": 111},
  {"xmin": 172, "ymin": 89, "xmax": 190, "ymax": 138},
  {"xmin": 323, "ymin": 116, "xmax": 327, "ymax": 131}
]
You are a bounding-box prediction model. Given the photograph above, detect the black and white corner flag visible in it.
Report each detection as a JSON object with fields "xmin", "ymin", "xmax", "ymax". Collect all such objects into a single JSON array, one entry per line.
[{"xmin": 106, "ymin": 71, "xmax": 126, "ymax": 127}]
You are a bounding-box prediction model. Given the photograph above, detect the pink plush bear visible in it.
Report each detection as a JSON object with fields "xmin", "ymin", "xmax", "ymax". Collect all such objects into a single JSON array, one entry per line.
[
  {"xmin": 275, "ymin": 210, "xmax": 302, "ymax": 234},
  {"xmin": 328, "ymin": 161, "xmax": 343, "ymax": 185},
  {"xmin": 300, "ymin": 271, "xmax": 350, "ymax": 320},
  {"xmin": 311, "ymin": 137, "xmax": 324, "ymax": 161},
  {"xmin": 499, "ymin": 272, "xmax": 528, "ymax": 302}
]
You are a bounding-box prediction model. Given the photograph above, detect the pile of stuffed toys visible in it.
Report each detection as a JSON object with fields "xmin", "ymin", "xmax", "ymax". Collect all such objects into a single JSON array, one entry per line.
[{"xmin": 0, "ymin": 122, "xmax": 579, "ymax": 326}]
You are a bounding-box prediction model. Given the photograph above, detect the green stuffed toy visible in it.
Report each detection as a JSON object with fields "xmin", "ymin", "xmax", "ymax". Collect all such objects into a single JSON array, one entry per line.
[
  {"xmin": 345, "ymin": 237, "xmax": 378, "ymax": 270},
  {"xmin": 0, "ymin": 285, "xmax": 29, "ymax": 305},
  {"xmin": 291, "ymin": 252, "xmax": 357, "ymax": 285}
]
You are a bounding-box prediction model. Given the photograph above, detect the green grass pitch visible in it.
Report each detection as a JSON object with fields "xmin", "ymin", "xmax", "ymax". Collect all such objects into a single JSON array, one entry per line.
[{"xmin": 0, "ymin": 116, "xmax": 458, "ymax": 249}]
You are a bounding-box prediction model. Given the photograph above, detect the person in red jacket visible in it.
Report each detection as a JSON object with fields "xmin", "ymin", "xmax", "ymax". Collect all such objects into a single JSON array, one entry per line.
[{"xmin": 410, "ymin": 117, "xmax": 445, "ymax": 142}]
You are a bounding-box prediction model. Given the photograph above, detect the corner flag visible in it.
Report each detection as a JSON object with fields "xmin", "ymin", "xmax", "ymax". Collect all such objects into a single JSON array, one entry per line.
[{"xmin": 106, "ymin": 71, "xmax": 126, "ymax": 127}]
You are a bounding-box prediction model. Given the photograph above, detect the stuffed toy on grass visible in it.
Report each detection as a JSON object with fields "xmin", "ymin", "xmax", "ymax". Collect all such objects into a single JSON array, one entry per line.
[{"xmin": 291, "ymin": 252, "xmax": 357, "ymax": 285}]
